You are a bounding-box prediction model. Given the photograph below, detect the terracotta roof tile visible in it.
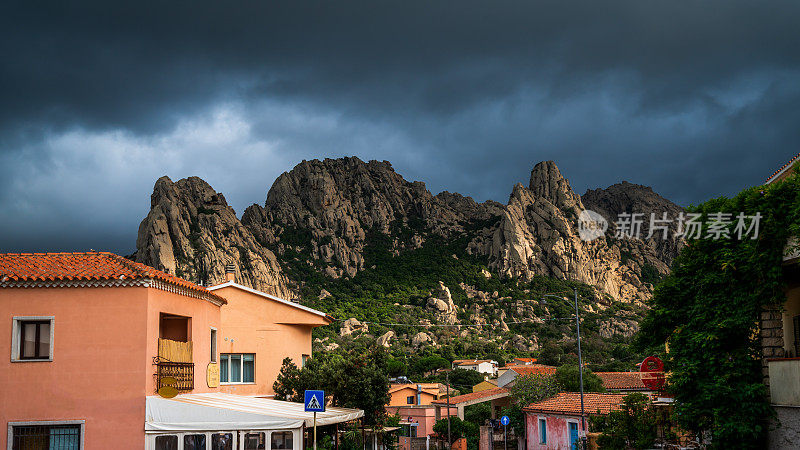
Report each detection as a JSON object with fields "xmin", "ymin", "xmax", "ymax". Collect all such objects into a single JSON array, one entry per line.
[
  {"xmin": 432, "ymin": 387, "xmax": 509, "ymax": 405},
  {"xmin": 523, "ymin": 392, "xmax": 629, "ymax": 416},
  {"xmin": 509, "ymin": 365, "xmax": 557, "ymax": 375},
  {"xmin": 0, "ymin": 252, "xmax": 226, "ymax": 304},
  {"xmin": 595, "ymin": 372, "xmax": 648, "ymax": 391},
  {"xmin": 766, "ymin": 152, "xmax": 800, "ymax": 184},
  {"xmin": 453, "ymin": 359, "xmax": 494, "ymax": 365}
]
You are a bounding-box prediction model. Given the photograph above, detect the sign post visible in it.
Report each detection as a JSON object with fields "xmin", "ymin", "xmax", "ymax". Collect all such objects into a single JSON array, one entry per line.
[
  {"xmin": 305, "ymin": 390, "xmax": 326, "ymax": 450},
  {"xmin": 500, "ymin": 415, "xmax": 510, "ymax": 450}
]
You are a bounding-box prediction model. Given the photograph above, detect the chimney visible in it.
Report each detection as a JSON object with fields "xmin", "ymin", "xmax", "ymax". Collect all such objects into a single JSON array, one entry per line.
[{"xmin": 225, "ymin": 263, "xmax": 236, "ymax": 283}]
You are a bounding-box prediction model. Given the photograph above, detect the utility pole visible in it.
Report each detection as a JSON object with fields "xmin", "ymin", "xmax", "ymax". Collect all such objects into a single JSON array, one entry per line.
[
  {"xmin": 575, "ymin": 287, "xmax": 586, "ymax": 449},
  {"xmin": 446, "ymin": 370, "xmax": 452, "ymax": 447},
  {"xmin": 539, "ymin": 289, "xmax": 586, "ymax": 449}
]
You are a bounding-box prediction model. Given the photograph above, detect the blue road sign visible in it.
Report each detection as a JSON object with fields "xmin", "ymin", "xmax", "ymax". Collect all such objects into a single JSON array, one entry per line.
[
  {"xmin": 304, "ymin": 390, "xmax": 325, "ymax": 412},
  {"xmin": 500, "ymin": 415, "xmax": 510, "ymax": 426}
]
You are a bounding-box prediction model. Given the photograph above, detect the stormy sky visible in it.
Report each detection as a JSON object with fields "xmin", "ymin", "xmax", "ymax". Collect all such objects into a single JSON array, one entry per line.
[{"xmin": 1, "ymin": 1, "xmax": 799, "ymax": 254}]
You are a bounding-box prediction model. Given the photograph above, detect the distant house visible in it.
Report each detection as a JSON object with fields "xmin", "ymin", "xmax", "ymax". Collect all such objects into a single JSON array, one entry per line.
[
  {"xmin": 512, "ymin": 357, "xmax": 538, "ymax": 365},
  {"xmin": 595, "ymin": 372, "xmax": 653, "ymax": 394},
  {"xmin": 452, "ymin": 359, "xmax": 498, "ymax": 376},
  {"xmin": 523, "ymin": 392, "xmax": 630, "ymax": 450},
  {"xmin": 388, "ymin": 383, "xmax": 448, "ymax": 407},
  {"xmin": 431, "ymin": 387, "xmax": 511, "ymax": 422},
  {"xmin": 497, "ymin": 365, "xmax": 557, "ymax": 388},
  {"xmin": 386, "ymin": 383, "xmax": 456, "ymax": 438}
]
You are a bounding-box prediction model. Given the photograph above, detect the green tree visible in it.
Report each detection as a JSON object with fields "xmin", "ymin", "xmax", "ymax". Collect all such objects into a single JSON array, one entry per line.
[
  {"xmin": 272, "ymin": 357, "xmax": 301, "ymax": 401},
  {"xmin": 591, "ymin": 393, "xmax": 657, "ymax": 449},
  {"xmin": 433, "ymin": 416, "xmax": 478, "ymax": 444},
  {"xmin": 538, "ymin": 342, "xmax": 564, "ymax": 366},
  {"xmin": 636, "ymin": 169, "xmax": 800, "ymax": 447},
  {"xmin": 501, "ymin": 373, "xmax": 561, "ymax": 438},
  {"xmin": 412, "ymin": 355, "xmax": 450, "ymax": 376},
  {"xmin": 554, "ymin": 364, "xmax": 605, "ymax": 393},
  {"xmin": 272, "ymin": 347, "xmax": 391, "ymax": 425},
  {"xmin": 447, "ymin": 368, "xmax": 486, "ymax": 393}
]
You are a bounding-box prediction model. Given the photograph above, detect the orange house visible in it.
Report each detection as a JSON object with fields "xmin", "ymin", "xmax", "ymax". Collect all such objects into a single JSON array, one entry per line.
[
  {"xmin": 0, "ymin": 252, "xmax": 344, "ymax": 450},
  {"xmin": 208, "ymin": 270, "xmax": 333, "ymax": 395}
]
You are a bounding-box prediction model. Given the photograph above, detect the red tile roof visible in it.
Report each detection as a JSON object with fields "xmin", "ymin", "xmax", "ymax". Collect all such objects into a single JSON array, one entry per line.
[
  {"xmin": 523, "ymin": 392, "xmax": 629, "ymax": 416},
  {"xmin": 595, "ymin": 372, "xmax": 648, "ymax": 391},
  {"xmin": 509, "ymin": 365, "xmax": 557, "ymax": 375},
  {"xmin": 766, "ymin": 152, "xmax": 800, "ymax": 184},
  {"xmin": 0, "ymin": 252, "xmax": 226, "ymax": 304},
  {"xmin": 453, "ymin": 359, "xmax": 494, "ymax": 365},
  {"xmin": 514, "ymin": 358, "xmax": 538, "ymax": 363},
  {"xmin": 432, "ymin": 387, "xmax": 509, "ymax": 405}
]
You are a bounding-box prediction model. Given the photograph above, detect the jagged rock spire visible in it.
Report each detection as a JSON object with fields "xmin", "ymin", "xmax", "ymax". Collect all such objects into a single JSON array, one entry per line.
[{"xmin": 528, "ymin": 161, "xmax": 583, "ymax": 210}]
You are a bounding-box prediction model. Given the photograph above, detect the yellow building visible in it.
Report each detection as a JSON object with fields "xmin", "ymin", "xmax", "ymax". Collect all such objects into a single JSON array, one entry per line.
[{"xmin": 472, "ymin": 379, "xmax": 498, "ymax": 393}]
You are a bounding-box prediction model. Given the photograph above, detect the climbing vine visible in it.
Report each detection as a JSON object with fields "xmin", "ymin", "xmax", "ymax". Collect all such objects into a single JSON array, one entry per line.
[{"xmin": 638, "ymin": 166, "xmax": 800, "ymax": 448}]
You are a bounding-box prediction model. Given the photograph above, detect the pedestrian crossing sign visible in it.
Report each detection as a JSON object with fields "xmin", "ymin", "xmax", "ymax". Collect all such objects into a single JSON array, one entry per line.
[{"xmin": 304, "ymin": 390, "xmax": 325, "ymax": 412}]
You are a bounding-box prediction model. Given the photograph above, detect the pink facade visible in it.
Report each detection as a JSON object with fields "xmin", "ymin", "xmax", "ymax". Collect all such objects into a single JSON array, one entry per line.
[
  {"xmin": 1, "ymin": 284, "xmax": 222, "ymax": 449},
  {"xmin": 525, "ymin": 413, "xmax": 581, "ymax": 450}
]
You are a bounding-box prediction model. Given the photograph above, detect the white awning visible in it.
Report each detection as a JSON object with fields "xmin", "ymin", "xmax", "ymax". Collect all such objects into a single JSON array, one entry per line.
[{"xmin": 146, "ymin": 393, "xmax": 364, "ymax": 433}]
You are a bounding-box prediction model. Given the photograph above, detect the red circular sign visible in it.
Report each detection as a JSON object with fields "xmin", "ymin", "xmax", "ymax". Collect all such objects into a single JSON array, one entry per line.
[{"xmin": 640, "ymin": 356, "xmax": 665, "ymax": 391}]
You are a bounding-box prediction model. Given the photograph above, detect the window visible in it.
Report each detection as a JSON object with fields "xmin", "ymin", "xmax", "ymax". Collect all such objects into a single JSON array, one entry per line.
[
  {"xmin": 184, "ymin": 434, "xmax": 207, "ymax": 450},
  {"xmin": 10, "ymin": 421, "xmax": 82, "ymax": 449},
  {"xmin": 407, "ymin": 395, "xmax": 415, "ymax": 405},
  {"xmin": 302, "ymin": 354, "xmax": 310, "ymax": 368},
  {"xmin": 212, "ymin": 432, "xmax": 233, "ymax": 450},
  {"xmin": 11, "ymin": 316, "xmax": 54, "ymax": 362},
  {"xmin": 210, "ymin": 328, "xmax": 217, "ymax": 363},
  {"xmin": 244, "ymin": 432, "xmax": 266, "ymax": 449},
  {"xmin": 539, "ymin": 418, "xmax": 547, "ymax": 444},
  {"xmin": 220, "ymin": 353, "xmax": 255, "ymax": 383},
  {"xmin": 155, "ymin": 435, "xmax": 179, "ymax": 450},
  {"xmin": 271, "ymin": 431, "xmax": 293, "ymax": 450}
]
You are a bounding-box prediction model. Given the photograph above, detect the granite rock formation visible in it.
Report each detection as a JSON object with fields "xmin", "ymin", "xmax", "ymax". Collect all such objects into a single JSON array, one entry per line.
[{"xmin": 134, "ymin": 157, "xmax": 682, "ymax": 304}]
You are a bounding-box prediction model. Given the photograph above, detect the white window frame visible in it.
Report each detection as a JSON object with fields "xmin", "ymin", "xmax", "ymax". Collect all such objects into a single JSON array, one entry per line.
[
  {"xmin": 210, "ymin": 327, "xmax": 217, "ymax": 363},
  {"xmin": 220, "ymin": 353, "xmax": 256, "ymax": 384},
  {"xmin": 10, "ymin": 316, "xmax": 55, "ymax": 362},
  {"xmin": 7, "ymin": 420, "xmax": 84, "ymax": 450},
  {"xmin": 538, "ymin": 417, "xmax": 547, "ymax": 444}
]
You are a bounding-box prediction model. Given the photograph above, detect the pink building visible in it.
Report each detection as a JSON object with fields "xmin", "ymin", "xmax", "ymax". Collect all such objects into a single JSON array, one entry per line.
[
  {"xmin": 1, "ymin": 252, "xmax": 352, "ymax": 450},
  {"xmin": 523, "ymin": 392, "xmax": 627, "ymax": 450}
]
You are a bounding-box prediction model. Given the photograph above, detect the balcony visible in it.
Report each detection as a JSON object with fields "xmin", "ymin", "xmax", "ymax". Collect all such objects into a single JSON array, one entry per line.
[
  {"xmin": 154, "ymin": 338, "xmax": 194, "ymax": 392},
  {"xmin": 768, "ymin": 358, "xmax": 800, "ymax": 406}
]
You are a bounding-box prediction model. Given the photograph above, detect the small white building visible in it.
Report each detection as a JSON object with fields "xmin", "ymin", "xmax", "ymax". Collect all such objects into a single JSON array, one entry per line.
[{"xmin": 451, "ymin": 359, "xmax": 498, "ymax": 376}]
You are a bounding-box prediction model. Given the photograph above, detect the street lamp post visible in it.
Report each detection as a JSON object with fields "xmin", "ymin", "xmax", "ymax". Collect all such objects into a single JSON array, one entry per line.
[{"xmin": 540, "ymin": 287, "xmax": 586, "ymax": 448}]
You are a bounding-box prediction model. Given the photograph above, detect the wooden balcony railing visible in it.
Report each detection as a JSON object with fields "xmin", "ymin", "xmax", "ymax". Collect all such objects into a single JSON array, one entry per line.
[
  {"xmin": 154, "ymin": 338, "xmax": 194, "ymax": 392},
  {"xmin": 154, "ymin": 356, "xmax": 194, "ymax": 392}
]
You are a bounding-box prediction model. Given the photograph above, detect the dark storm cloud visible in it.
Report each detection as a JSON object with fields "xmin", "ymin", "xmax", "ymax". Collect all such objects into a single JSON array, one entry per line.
[{"xmin": 1, "ymin": 0, "xmax": 799, "ymax": 252}]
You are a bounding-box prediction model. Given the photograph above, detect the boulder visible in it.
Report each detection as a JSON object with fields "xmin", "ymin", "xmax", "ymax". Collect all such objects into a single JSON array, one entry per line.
[
  {"xmin": 377, "ymin": 331, "xmax": 395, "ymax": 348},
  {"xmin": 340, "ymin": 318, "xmax": 368, "ymax": 336}
]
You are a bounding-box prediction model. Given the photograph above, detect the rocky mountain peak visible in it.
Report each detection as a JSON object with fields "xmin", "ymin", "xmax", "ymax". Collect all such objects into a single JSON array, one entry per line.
[
  {"xmin": 134, "ymin": 176, "xmax": 293, "ymax": 298},
  {"xmin": 134, "ymin": 157, "xmax": 682, "ymax": 304},
  {"xmin": 528, "ymin": 160, "xmax": 582, "ymax": 211}
]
